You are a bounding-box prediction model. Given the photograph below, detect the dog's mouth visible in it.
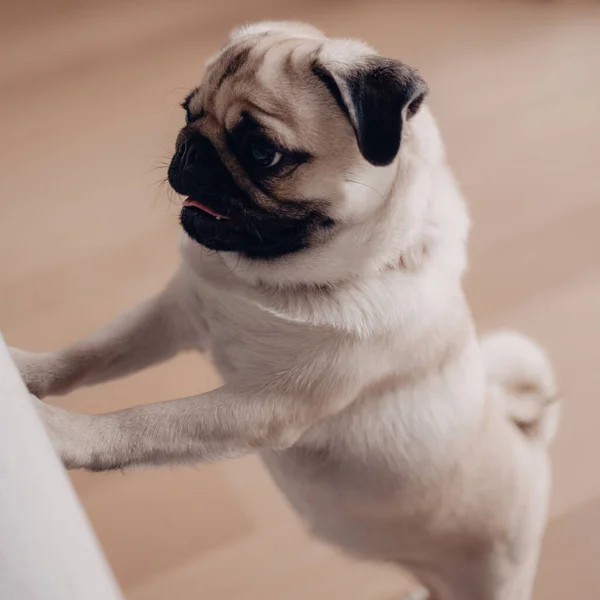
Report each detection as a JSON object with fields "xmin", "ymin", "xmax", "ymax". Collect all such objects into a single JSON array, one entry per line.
[
  {"xmin": 182, "ymin": 197, "xmax": 231, "ymax": 221},
  {"xmin": 178, "ymin": 193, "xmax": 332, "ymax": 260},
  {"xmin": 169, "ymin": 133, "xmax": 334, "ymax": 259}
]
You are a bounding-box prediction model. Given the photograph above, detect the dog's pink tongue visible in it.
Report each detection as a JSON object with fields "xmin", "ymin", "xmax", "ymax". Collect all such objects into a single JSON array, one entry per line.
[{"xmin": 183, "ymin": 197, "xmax": 229, "ymax": 219}]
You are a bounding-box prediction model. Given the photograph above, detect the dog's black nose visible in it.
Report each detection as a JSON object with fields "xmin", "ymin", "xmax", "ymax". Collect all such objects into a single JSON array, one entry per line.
[
  {"xmin": 171, "ymin": 138, "xmax": 188, "ymax": 171},
  {"xmin": 181, "ymin": 139, "xmax": 199, "ymax": 172},
  {"xmin": 168, "ymin": 132, "xmax": 238, "ymax": 199},
  {"xmin": 168, "ymin": 134, "xmax": 207, "ymax": 194},
  {"xmin": 170, "ymin": 134, "xmax": 219, "ymax": 181},
  {"xmin": 183, "ymin": 134, "xmax": 220, "ymax": 170}
]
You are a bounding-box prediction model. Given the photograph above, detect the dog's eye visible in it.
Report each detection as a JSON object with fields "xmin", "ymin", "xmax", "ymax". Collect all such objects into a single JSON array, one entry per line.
[{"xmin": 249, "ymin": 141, "xmax": 282, "ymax": 168}]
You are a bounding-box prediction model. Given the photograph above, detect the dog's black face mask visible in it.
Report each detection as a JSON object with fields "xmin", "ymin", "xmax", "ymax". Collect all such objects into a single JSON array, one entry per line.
[{"xmin": 168, "ymin": 130, "xmax": 333, "ymax": 260}]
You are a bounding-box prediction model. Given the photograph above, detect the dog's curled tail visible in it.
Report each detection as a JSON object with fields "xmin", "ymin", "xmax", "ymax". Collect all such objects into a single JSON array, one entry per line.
[{"xmin": 481, "ymin": 331, "xmax": 560, "ymax": 445}]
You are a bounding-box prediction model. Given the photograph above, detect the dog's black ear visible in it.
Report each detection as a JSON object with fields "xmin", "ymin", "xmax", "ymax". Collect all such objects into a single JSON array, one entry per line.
[{"xmin": 312, "ymin": 56, "xmax": 428, "ymax": 166}]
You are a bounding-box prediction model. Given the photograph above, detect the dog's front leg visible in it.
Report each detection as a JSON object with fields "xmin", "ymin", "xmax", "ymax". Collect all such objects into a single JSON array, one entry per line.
[
  {"xmin": 33, "ymin": 385, "xmax": 317, "ymax": 471},
  {"xmin": 10, "ymin": 270, "xmax": 201, "ymax": 399}
]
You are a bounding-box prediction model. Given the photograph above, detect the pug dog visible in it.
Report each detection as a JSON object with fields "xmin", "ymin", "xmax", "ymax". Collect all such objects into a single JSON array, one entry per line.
[{"xmin": 10, "ymin": 21, "xmax": 559, "ymax": 600}]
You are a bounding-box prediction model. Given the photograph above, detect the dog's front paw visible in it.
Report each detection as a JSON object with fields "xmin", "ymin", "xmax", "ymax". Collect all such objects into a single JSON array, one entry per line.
[{"xmin": 9, "ymin": 347, "xmax": 52, "ymax": 398}]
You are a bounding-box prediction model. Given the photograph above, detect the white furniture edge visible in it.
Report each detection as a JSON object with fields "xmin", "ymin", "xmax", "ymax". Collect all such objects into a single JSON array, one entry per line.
[{"xmin": 0, "ymin": 333, "xmax": 123, "ymax": 600}]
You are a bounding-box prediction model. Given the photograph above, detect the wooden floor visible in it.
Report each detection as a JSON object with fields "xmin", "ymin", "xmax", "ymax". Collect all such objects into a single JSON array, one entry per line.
[{"xmin": 1, "ymin": 1, "xmax": 599, "ymax": 597}]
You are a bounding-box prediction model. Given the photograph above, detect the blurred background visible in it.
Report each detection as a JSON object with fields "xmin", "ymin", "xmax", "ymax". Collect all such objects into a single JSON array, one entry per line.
[{"xmin": 1, "ymin": 0, "xmax": 599, "ymax": 598}]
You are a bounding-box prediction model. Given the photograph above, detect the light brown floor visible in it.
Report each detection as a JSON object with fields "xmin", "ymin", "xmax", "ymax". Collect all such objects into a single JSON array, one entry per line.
[{"xmin": 1, "ymin": 0, "xmax": 599, "ymax": 598}]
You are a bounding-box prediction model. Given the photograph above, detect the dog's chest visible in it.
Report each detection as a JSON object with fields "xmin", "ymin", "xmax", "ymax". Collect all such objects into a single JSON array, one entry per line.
[{"xmin": 196, "ymin": 287, "xmax": 332, "ymax": 380}]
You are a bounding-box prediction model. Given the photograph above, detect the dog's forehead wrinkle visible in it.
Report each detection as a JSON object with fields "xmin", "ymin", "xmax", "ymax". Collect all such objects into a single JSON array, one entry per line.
[
  {"xmin": 205, "ymin": 36, "xmax": 332, "ymax": 133},
  {"xmin": 217, "ymin": 34, "xmax": 318, "ymax": 86},
  {"xmin": 198, "ymin": 31, "xmax": 373, "ymax": 119},
  {"xmin": 216, "ymin": 78, "xmax": 301, "ymax": 136},
  {"xmin": 216, "ymin": 46, "xmax": 252, "ymax": 89},
  {"xmin": 209, "ymin": 47, "xmax": 270, "ymax": 115},
  {"xmin": 219, "ymin": 92, "xmax": 289, "ymax": 133}
]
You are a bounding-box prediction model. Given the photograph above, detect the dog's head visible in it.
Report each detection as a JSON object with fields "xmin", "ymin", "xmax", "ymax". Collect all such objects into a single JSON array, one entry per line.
[{"xmin": 168, "ymin": 22, "xmax": 431, "ymax": 279}]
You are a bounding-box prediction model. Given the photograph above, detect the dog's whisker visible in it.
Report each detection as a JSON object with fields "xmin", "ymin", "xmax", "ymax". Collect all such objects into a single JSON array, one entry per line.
[{"xmin": 344, "ymin": 178, "xmax": 386, "ymax": 201}]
